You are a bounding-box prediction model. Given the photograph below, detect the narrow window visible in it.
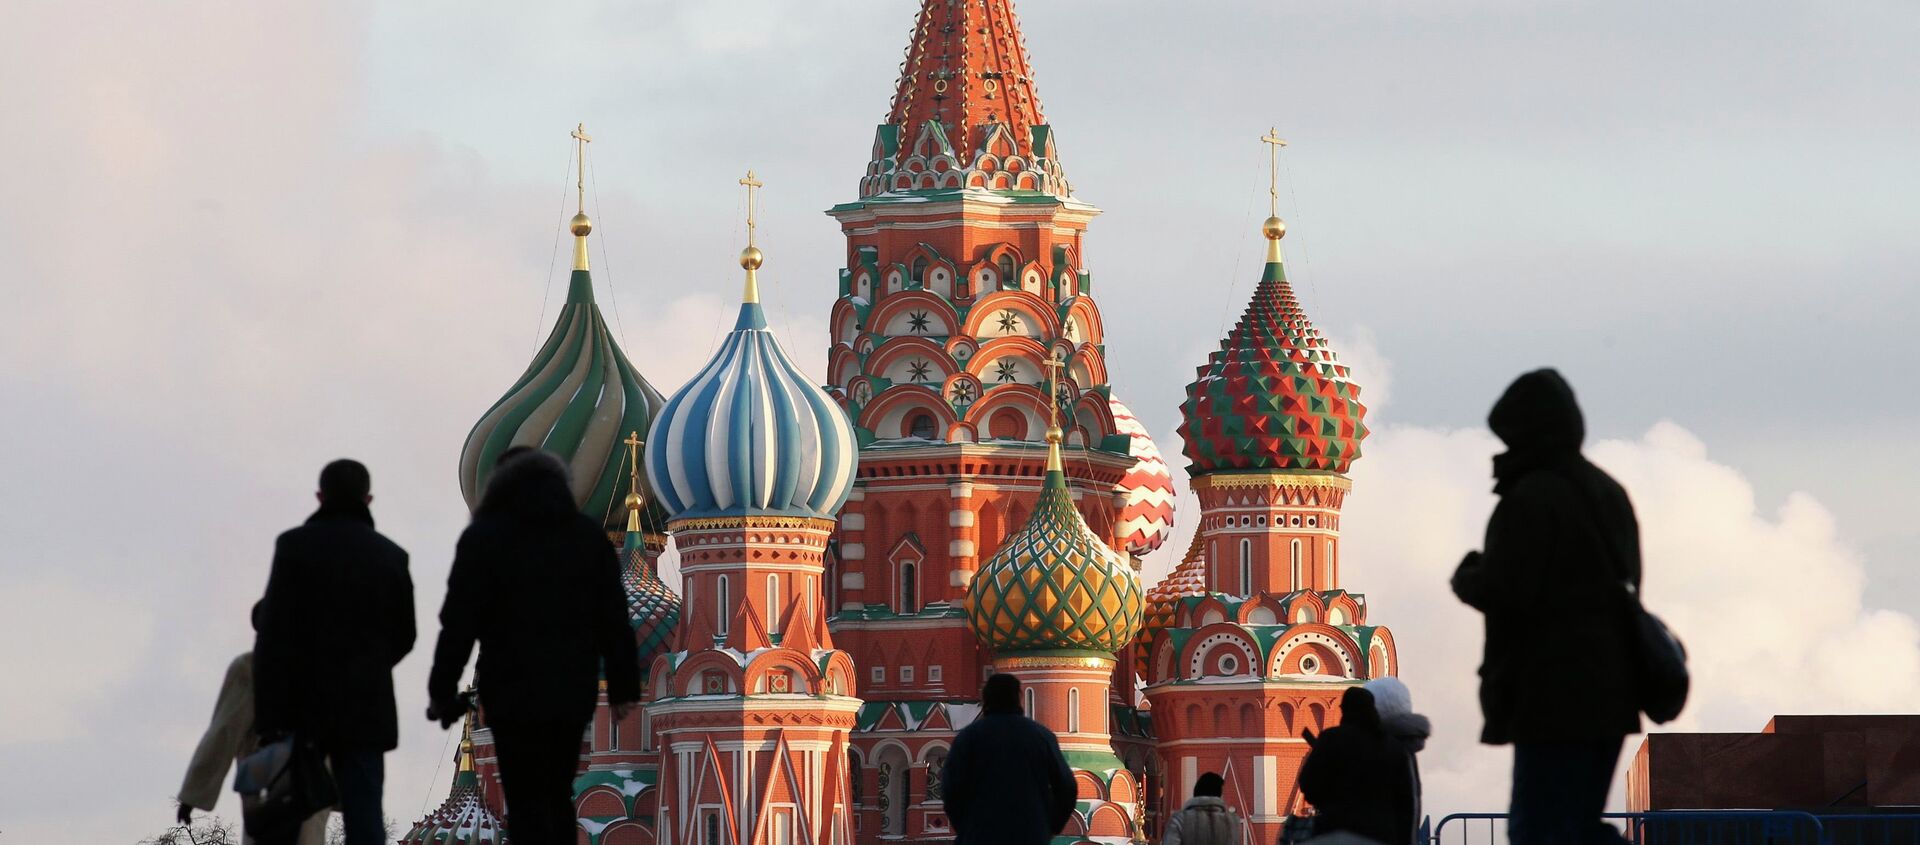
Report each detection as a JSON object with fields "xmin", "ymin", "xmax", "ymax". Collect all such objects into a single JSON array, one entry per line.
[
  {"xmin": 706, "ymin": 813, "xmax": 721, "ymax": 845},
  {"xmin": 901, "ymin": 561, "xmax": 919, "ymax": 614},
  {"xmin": 1239, "ymin": 539, "xmax": 1253, "ymax": 597},
  {"xmin": 911, "ymin": 256, "xmax": 929, "ymax": 286},
  {"xmin": 997, "ymin": 254, "xmax": 1016, "ymax": 287},
  {"xmin": 767, "ymin": 573, "xmax": 780, "ymax": 635},
  {"xmin": 1025, "ymin": 687, "xmax": 1036, "ymax": 718},
  {"xmin": 717, "ymin": 575, "xmax": 730, "ymax": 637},
  {"xmin": 1290, "ymin": 540, "xmax": 1303, "ymax": 591},
  {"xmin": 1069, "ymin": 687, "xmax": 1081, "ymax": 733},
  {"xmin": 1327, "ymin": 540, "xmax": 1336, "ymax": 587}
]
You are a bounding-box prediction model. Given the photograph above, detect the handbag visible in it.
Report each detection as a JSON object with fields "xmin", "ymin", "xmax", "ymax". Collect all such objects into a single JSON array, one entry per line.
[
  {"xmin": 234, "ymin": 735, "xmax": 337, "ymax": 836},
  {"xmin": 1625, "ymin": 585, "xmax": 1689, "ymax": 723}
]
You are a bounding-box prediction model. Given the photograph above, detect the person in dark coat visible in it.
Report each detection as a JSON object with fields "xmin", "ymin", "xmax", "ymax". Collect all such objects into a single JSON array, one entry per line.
[
  {"xmin": 1299, "ymin": 687, "xmax": 1412, "ymax": 845},
  {"xmin": 1161, "ymin": 772, "xmax": 1240, "ymax": 845},
  {"xmin": 942, "ymin": 674, "xmax": 1077, "ymax": 845},
  {"xmin": 1366, "ymin": 677, "xmax": 1431, "ymax": 845},
  {"xmin": 254, "ymin": 459, "xmax": 415, "ymax": 845},
  {"xmin": 426, "ymin": 448, "xmax": 640, "ymax": 845},
  {"xmin": 1451, "ymin": 368, "xmax": 1640, "ymax": 845}
]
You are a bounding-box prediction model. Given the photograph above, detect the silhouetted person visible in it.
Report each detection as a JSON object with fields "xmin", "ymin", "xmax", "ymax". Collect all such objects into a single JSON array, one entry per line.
[
  {"xmin": 1452, "ymin": 368, "xmax": 1640, "ymax": 844},
  {"xmin": 177, "ymin": 602, "xmax": 329, "ymax": 845},
  {"xmin": 426, "ymin": 449, "xmax": 639, "ymax": 845},
  {"xmin": 1161, "ymin": 771, "xmax": 1239, "ymax": 845},
  {"xmin": 942, "ymin": 674, "xmax": 1077, "ymax": 845},
  {"xmin": 254, "ymin": 459, "xmax": 415, "ymax": 845},
  {"xmin": 1366, "ymin": 677, "xmax": 1431, "ymax": 845},
  {"xmin": 1299, "ymin": 687, "xmax": 1411, "ymax": 845}
]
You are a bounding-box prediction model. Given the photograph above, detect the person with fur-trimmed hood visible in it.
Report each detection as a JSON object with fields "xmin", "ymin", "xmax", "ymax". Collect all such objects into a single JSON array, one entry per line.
[{"xmin": 1366, "ymin": 677, "xmax": 1432, "ymax": 844}]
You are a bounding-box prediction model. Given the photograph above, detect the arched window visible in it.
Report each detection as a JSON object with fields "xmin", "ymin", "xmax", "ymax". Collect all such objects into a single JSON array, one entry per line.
[
  {"xmin": 706, "ymin": 813, "xmax": 721, "ymax": 845},
  {"xmin": 997, "ymin": 254, "xmax": 1017, "ymax": 287},
  {"xmin": 717, "ymin": 575, "xmax": 730, "ymax": 637},
  {"xmin": 908, "ymin": 412, "xmax": 937, "ymax": 440},
  {"xmin": 1069, "ymin": 687, "xmax": 1081, "ymax": 733},
  {"xmin": 849, "ymin": 748, "xmax": 864, "ymax": 805},
  {"xmin": 900, "ymin": 561, "xmax": 919, "ymax": 614},
  {"xmin": 1290, "ymin": 540, "xmax": 1303, "ymax": 591},
  {"xmin": 1025, "ymin": 687, "xmax": 1036, "ymax": 718},
  {"xmin": 925, "ymin": 748, "xmax": 948, "ymax": 801},
  {"xmin": 911, "ymin": 256, "xmax": 928, "ymax": 286},
  {"xmin": 1239, "ymin": 539, "xmax": 1253, "ymax": 597},
  {"xmin": 767, "ymin": 574, "xmax": 780, "ymax": 635}
]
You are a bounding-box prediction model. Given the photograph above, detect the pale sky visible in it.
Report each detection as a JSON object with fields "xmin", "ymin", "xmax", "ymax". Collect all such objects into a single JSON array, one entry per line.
[{"xmin": 1, "ymin": 1, "xmax": 1915, "ymax": 842}]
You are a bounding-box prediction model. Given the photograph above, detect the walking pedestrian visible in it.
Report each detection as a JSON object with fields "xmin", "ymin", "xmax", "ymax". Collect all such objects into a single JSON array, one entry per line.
[
  {"xmin": 426, "ymin": 448, "xmax": 640, "ymax": 845},
  {"xmin": 1161, "ymin": 772, "xmax": 1239, "ymax": 845},
  {"xmin": 176, "ymin": 602, "xmax": 329, "ymax": 845},
  {"xmin": 254, "ymin": 458, "xmax": 415, "ymax": 845},
  {"xmin": 1366, "ymin": 677, "xmax": 1430, "ymax": 845},
  {"xmin": 1298, "ymin": 687, "xmax": 1410, "ymax": 845},
  {"xmin": 942, "ymin": 674, "xmax": 1078, "ymax": 845},
  {"xmin": 1452, "ymin": 368, "xmax": 1640, "ymax": 844}
]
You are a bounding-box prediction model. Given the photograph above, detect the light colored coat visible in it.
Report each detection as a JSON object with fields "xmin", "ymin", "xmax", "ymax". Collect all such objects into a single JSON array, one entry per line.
[
  {"xmin": 179, "ymin": 653, "xmax": 329, "ymax": 845},
  {"xmin": 1163, "ymin": 796, "xmax": 1241, "ymax": 845}
]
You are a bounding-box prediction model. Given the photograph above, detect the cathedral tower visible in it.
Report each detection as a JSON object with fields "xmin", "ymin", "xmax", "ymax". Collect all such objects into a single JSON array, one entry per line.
[
  {"xmin": 644, "ymin": 175, "xmax": 864, "ymax": 845},
  {"xmin": 1141, "ymin": 137, "xmax": 1398, "ymax": 844}
]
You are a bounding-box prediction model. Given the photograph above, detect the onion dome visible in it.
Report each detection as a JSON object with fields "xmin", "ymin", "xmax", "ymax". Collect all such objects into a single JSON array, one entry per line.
[
  {"xmin": 401, "ymin": 716, "xmax": 503, "ymax": 844},
  {"xmin": 1108, "ymin": 395, "xmax": 1177, "ymax": 556},
  {"xmin": 458, "ymin": 155, "xmax": 668, "ymax": 533},
  {"xmin": 646, "ymin": 186, "xmax": 858, "ymax": 522},
  {"xmin": 1134, "ymin": 531, "xmax": 1210, "ymax": 675},
  {"xmin": 966, "ymin": 415, "xmax": 1143, "ymax": 654},
  {"xmin": 1178, "ymin": 218, "xmax": 1367, "ymax": 475},
  {"xmin": 621, "ymin": 504, "xmax": 680, "ymax": 672}
]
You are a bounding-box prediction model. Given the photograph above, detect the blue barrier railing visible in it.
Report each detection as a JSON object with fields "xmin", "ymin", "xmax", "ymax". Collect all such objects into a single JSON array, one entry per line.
[{"xmin": 1431, "ymin": 810, "xmax": 1920, "ymax": 844}]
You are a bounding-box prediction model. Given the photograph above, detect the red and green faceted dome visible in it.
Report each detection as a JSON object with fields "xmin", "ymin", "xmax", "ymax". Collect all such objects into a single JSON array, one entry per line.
[
  {"xmin": 621, "ymin": 529, "xmax": 680, "ymax": 674},
  {"xmin": 1178, "ymin": 255, "xmax": 1368, "ymax": 474}
]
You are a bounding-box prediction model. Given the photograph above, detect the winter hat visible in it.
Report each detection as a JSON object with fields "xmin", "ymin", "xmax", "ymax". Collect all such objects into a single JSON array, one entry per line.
[{"xmin": 1366, "ymin": 677, "xmax": 1413, "ymax": 719}]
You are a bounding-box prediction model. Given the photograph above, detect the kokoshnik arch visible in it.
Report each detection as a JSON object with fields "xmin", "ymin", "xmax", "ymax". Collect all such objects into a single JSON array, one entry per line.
[{"xmin": 411, "ymin": 2, "xmax": 1397, "ymax": 844}]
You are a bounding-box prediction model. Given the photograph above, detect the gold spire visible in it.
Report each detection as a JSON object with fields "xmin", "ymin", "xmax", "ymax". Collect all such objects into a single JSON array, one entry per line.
[
  {"xmin": 1042, "ymin": 351, "xmax": 1066, "ymax": 472},
  {"xmin": 570, "ymin": 123, "xmax": 594, "ymax": 271},
  {"xmin": 456, "ymin": 692, "xmax": 477, "ymax": 773},
  {"xmin": 737, "ymin": 170, "xmax": 765, "ymax": 303},
  {"xmin": 623, "ymin": 430, "xmax": 645, "ymax": 533},
  {"xmin": 1260, "ymin": 127, "xmax": 1288, "ymax": 262}
]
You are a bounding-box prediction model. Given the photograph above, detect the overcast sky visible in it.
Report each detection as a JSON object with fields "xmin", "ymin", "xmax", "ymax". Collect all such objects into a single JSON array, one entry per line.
[{"xmin": 2, "ymin": 1, "xmax": 1916, "ymax": 842}]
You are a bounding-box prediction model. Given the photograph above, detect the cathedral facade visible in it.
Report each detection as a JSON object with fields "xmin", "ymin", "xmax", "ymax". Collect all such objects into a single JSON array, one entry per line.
[{"xmin": 407, "ymin": 2, "xmax": 1395, "ymax": 844}]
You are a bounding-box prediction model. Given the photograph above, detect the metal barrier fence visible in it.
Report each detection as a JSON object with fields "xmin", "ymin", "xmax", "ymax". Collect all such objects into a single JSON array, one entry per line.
[
  {"xmin": 1428, "ymin": 810, "xmax": 1920, "ymax": 845},
  {"xmin": 1430, "ymin": 811, "xmax": 1920, "ymax": 845}
]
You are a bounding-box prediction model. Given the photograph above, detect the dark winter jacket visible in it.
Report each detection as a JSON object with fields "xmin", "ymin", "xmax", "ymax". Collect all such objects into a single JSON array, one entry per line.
[
  {"xmin": 427, "ymin": 453, "xmax": 640, "ymax": 726},
  {"xmin": 254, "ymin": 505, "xmax": 415, "ymax": 750},
  {"xmin": 1299, "ymin": 688, "xmax": 1413, "ymax": 845},
  {"xmin": 942, "ymin": 710, "xmax": 1078, "ymax": 845},
  {"xmin": 1451, "ymin": 368, "xmax": 1643, "ymax": 744},
  {"xmin": 1381, "ymin": 711, "xmax": 1431, "ymax": 845}
]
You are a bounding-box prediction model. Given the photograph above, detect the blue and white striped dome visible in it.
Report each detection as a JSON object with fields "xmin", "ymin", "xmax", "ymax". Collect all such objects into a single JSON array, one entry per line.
[{"xmin": 645, "ymin": 293, "xmax": 858, "ymax": 522}]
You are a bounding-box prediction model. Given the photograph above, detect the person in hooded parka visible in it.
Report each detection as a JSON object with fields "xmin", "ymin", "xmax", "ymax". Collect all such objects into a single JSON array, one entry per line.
[{"xmin": 1452, "ymin": 368, "xmax": 1641, "ymax": 844}]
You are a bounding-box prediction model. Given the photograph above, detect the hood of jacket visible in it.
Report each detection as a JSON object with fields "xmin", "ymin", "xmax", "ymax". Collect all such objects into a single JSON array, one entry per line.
[
  {"xmin": 476, "ymin": 450, "xmax": 577, "ymax": 525},
  {"xmin": 1381, "ymin": 712, "xmax": 1432, "ymax": 752},
  {"xmin": 1181, "ymin": 796, "xmax": 1230, "ymax": 812},
  {"xmin": 1489, "ymin": 368, "xmax": 1585, "ymax": 489}
]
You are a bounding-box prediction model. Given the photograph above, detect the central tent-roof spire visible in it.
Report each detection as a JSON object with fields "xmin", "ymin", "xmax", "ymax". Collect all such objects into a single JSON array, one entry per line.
[{"xmin": 889, "ymin": 0, "xmax": 1047, "ymax": 158}]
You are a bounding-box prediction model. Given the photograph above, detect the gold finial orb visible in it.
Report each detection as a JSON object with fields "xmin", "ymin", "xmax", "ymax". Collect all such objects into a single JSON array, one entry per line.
[
  {"xmin": 1262, "ymin": 215, "xmax": 1287, "ymax": 240},
  {"xmin": 570, "ymin": 212, "xmax": 594, "ymax": 237},
  {"xmin": 624, "ymin": 491, "xmax": 644, "ymax": 510},
  {"xmin": 739, "ymin": 245, "xmax": 765, "ymax": 270}
]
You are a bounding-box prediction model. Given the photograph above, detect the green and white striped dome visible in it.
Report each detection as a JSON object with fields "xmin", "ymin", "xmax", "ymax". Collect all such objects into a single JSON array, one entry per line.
[{"xmin": 459, "ymin": 264, "xmax": 668, "ymax": 532}]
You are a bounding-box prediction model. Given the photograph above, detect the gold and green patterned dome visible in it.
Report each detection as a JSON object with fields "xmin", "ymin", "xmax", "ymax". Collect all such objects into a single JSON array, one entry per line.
[{"xmin": 966, "ymin": 428, "xmax": 1143, "ymax": 654}]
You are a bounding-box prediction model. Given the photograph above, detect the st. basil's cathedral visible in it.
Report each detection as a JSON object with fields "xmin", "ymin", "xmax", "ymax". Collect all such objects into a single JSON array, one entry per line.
[{"xmin": 404, "ymin": 2, "xmax": 1396, "ymax": 843}]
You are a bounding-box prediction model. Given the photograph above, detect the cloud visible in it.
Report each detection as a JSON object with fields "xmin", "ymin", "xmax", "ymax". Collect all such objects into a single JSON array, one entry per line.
[{"xmin": 0, "ymin": 575, "xmax": 155, "ymax": 745}]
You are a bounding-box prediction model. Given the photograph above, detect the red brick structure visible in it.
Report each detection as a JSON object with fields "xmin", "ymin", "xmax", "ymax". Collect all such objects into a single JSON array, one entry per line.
[{"xmin": 1628, "ymin": 715, "xmax": 1920, "ymax": 812}]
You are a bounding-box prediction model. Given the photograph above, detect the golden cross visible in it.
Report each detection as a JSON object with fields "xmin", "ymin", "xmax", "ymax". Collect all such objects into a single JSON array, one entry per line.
[
  {"xmin": 572, "ymin": 123, "xmax": 593, "ymax": 214},
  {"xmin": 739, "ymin": 170, "xmax": 764, "ymax": 248},
  {"xmin": 623, "ymin": 430, "xmax": 643, "ymax": 490},
  {"xmin": 1261, "ymin": 127, "xmax": 1288, "ymax": 217},
  {"xmin": 1041, "ymin": 351, "xmax": 1067, "ymax": 430}
]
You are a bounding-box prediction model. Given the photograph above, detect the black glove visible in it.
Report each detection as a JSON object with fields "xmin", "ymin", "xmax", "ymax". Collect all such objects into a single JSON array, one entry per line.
[
  {"xmin": 426, "ymin": 699, "xmax": 461, "ymax": 729},
  {"xmin": 176, "ymin": 804, "xmax": 194, "ymax": 827}
]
